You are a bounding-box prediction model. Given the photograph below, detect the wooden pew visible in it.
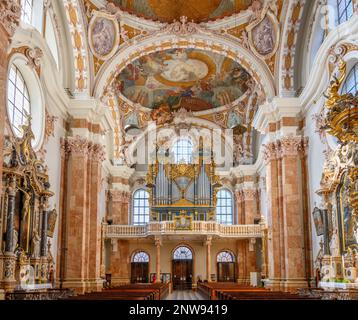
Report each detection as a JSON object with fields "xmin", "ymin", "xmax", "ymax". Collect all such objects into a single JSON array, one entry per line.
[{"xmin": 67, "ymin": 282, "xmax": 170, "ymax": 300}]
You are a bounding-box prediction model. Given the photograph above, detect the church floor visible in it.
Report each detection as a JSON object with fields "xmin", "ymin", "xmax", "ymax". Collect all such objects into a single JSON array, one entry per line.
[{"xmin": 165, "ymin": 290, "xmax": 206, "ymax": 300}]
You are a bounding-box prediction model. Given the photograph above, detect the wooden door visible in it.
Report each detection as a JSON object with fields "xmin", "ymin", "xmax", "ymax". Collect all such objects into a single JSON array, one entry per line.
[
  {"xmin": 172, "ymin": 260, "xmax": 193, "ymax": 290},
  {"xmin": 217, "ymin": 262, "xmax": 236, "ymax": 282},
  {"xmin": 131, "ymin": 262, "xmax": 149, "ymax": 283}
]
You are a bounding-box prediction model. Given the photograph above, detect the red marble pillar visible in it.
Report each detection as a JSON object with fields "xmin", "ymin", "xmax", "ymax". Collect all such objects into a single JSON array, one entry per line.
[
  {"xmin": 242, "ymin": 189, "xmax": 259, "ymax": 278},
  {"xmin": 108, "ymin": 189, "xmax": 131, "ymax": 285},
  {"xmin": 263, "ymin": 141, "xmax": 283, "ymax": 291},
  {"xmin": 87, "ymin": 143, "xmax": 106, "ymax": 292},
  {"xmin": 108, "ymin": 190, "xmax": 130, "ymax": 224},
  {"xmin": 279, "ymin": 136, "xmax": 309, "ymax": 291},
  {"xmin": 263, "ymin": 136, "xmax": 310, "ymax": 292}
]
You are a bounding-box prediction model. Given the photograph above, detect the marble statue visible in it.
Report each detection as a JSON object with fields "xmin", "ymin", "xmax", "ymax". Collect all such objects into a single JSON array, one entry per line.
[
  {"xmin": 11, "ymin": 228, "xmax": 18, "ymax": 253},
  {"xmin": 31, "ymin": 231, "xmax": 41, "ymax": 259}
]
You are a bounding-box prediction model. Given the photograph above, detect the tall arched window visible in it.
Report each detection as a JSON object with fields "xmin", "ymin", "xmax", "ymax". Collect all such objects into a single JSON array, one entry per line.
[
  {"xmin": 132, "ymin": 189, "xmax": 150, "ymax": 225},
  {"xmin": 216, "ymin": 189, "xmax": 233, "ymax": 225},
  {"xmin": 173, "ymin": 246, "xmax": 193, "ymax": 260},
  {"xmin": 172, "ymin": 138, "xmax": 193, "ymax": 164},
  {"xmin": 21, "ymin": 0, "xmax": 33, "ymax": 24},
  {"xmin": 336, "ymin": 0, "xmax": 354, "ymax": 24},
  {"xmin": 7, "ymin": 64, "xmax": 31, "ymax": 137},
  {"xmin": 342, "ymin": 63, "xmax": 358, "ymax": 95}
]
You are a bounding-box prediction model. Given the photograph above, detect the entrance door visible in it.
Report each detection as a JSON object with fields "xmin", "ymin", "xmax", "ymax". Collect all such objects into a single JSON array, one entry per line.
[
  {"xmin": 172, "ymin": 246, "xmax": 193, "ymax": 290},
  {"xmin": 131, "ymin": 262, "xmax": 149, "ymax": 283},
  {"xmin": 172, "ymin": 260, "xmax": 193, "ymax": 290},
  {"xmin": 217, "ymin": 251, "xmax": 236, "ymax": 282},
  {"xmin": 217, "ymin": 262, "xmax": 235, "ymax": 282},
  {"xmin": 131, "ymin": 251, "xmax": 150, "ymax": 283}
]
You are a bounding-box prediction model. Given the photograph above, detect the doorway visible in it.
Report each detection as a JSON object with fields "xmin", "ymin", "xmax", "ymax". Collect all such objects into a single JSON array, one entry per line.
[
  {"xmin": 131, "ymin": 251, "xmax": 149, "ymax": 283},
  {"xmin": 217, "ymin": 251, "xmax": 236, "ymax": 282},
  {"xmin": 172, "ymin": 246, "xmax": 193, "ymax": 290}
]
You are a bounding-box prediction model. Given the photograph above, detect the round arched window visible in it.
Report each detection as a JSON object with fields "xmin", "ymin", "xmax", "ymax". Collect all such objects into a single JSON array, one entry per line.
[
  {"xmin": 7, "ymin": 64, "xmax": 31, "ymax": 137},
  {"xmin": 173, "ymin": 246, "xmax": 193, "ymax": 260},
  {"xmin": 217, "ymin": 251, "xmax": 235, "ymax": 263},
  {"xmin": 132, "ymin": 251, "xmax": 150, "ymax": 263}
]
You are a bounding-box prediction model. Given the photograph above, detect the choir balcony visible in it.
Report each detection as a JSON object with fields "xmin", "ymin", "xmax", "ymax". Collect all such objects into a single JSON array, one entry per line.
[{"xmin": 103, "ymin": 221, "xmax": 263, "ymax": 240}]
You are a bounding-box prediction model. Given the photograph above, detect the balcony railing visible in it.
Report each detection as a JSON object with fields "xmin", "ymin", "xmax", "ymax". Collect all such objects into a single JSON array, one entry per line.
[{"xmin": 104, "ymin": 221, "xmax": 262, "ymax": 239}]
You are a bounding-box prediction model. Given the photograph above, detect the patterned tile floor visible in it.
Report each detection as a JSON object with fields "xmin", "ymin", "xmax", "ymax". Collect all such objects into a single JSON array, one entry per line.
[{"xmin": 165, "ymin": 290, "xmax": 206, "ymax": 300}]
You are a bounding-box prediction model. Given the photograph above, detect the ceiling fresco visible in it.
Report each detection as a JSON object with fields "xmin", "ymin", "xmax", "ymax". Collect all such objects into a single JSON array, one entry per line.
[
  {"xmin": 116, "ymin": 48, "xmax": 252, "ymax": 111},
  {"xmin": 111, "ymin": 0, "xmax": 253, "ymax": 23}
]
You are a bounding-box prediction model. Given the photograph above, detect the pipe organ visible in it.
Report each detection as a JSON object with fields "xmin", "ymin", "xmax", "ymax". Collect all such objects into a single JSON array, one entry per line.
[{"xmin": 146, "ymin": 143, "xmax": 221, "ymax": 225}]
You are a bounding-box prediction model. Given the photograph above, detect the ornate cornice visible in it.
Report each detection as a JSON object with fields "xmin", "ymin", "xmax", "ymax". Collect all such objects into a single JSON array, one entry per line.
[
  {"xmin": 278, "ymin": 135, "xmax": 306, "ymax": 158},
  {"xmin": 63, "ymin": 136, "xmax": 90, "ymax": 157},
  {"xmin": 263, "ymin": 135, "xmax": 309, "ymax": 162},
  {"xmin": 0, "ymin": 0, "xmax": 21, "ymax": 39}
]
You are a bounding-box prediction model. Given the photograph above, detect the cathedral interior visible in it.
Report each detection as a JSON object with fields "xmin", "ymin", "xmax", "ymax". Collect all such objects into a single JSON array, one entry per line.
[{"xmin": 0, "ymin": 0, "xmax": 357, "ymax": 301}]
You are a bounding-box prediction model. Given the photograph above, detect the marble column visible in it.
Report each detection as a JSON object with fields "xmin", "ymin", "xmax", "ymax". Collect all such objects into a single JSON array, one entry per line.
[
  {"xmin": 263, "ymin": 141, "xmax": 283, "ymax": 291},
  {"xmin": 108, "ymin": 189, "xmax": 130, "ymax": 224},
  {"xmin": 263, "ymin": 136, "xmax": 310, "ymax": 292},
  {"xmin": 108, "ymin": 189, "xmax": 131, "ymax": 285},
  {"xmin": 242, "ymin": 188, "xmax": 259, "ymax": 278},
  {"xmin": 5, "ymin": 176, "xmax": 17, "ymax": 253},
  {"xmin": 280, "ymin": 136, "xmax": 309, "ymax": 291},
  {"xmin": 87, "ymin": 143, "xmax": 106, "ymax": 292},
  {"xmin": 155, "ymin": 237, "xmax": 161, "ymax": 283},
  {"xmin": 40, "ymin": 197, "xmax": 49, "ymax": 257},
  {"xmin": 61, "ymin": 136, "xmax": 90, "ymax": 294},
  {"xmin": 206, "ymin": 236, "xmax": 212, "ymax": 282}
]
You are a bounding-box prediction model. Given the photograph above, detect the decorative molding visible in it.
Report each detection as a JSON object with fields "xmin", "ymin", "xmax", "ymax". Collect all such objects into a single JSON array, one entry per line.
[
  {"xmin": 0, "ymin": 0, "xmax": 21, "ymax": 39},
  {"xmin": 44, "ymin": 110, "xmax": 58, "ymax": 143}
]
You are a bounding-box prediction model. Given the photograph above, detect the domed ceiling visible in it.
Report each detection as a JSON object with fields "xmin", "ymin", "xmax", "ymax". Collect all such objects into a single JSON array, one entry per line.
[
  {"xmin": 110, "ymin": 0, "xmax": 253, "ymax": 23},
  {"xmin": 116, "ymin": 48, "xmax": 252, "ymax": 111}
]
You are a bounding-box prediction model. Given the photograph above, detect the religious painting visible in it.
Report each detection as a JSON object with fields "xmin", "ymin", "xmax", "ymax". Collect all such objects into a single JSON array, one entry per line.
[
  {"xmin": 336, "ymin": 173, "xmax": 358, "ymax": 252},
  {"xmin": 88, "ymin": 11, "xmax": 119, "ymax": 60},
  {"xmin": 116, "ymin": 48, "xmax": 252, "ymax": 111},
  {"xmin": 111, "ymin": 0, "xmax": 253, "ymax": 23},
  {"xmin": 312, "ymin": 207, "xmax": 324, "ymax": 236},
  {"xmin": 47, "ymin": 208, "xmax": 57, "ymax": 238},
  {"xmin": 246, "ymin": 9, "xmax": 279, "ymax": 59}
]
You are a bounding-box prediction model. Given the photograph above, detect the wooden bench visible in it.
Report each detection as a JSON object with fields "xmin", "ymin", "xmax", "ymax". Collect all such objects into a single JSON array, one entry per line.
[{"xmin": 67, "ymin": 283, "xmax": 170, "ymax": 300}]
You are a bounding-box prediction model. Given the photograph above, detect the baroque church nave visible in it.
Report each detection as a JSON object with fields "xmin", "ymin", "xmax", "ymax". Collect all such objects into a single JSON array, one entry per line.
[{"xmin": 0, "ymin": 0, "xmax": 357, "ymax": 301}]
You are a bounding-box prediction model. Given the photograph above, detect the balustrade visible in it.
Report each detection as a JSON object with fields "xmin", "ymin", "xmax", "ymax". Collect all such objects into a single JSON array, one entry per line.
[{"xmin": 104, "ymin": 222, "xmax": 262, "ymax": 239}]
